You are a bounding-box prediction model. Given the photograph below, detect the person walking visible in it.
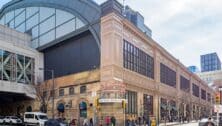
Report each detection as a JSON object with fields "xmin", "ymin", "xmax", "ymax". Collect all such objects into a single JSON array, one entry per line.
[
  {"xmin": 83, "ymin": 118, "xmax": 89, "ymax": 126},
  {"xmin": 89, "ymin": 118, "xmax": 93, "ymax": 126},
  {"xmin": 111, "ymin": 116, "xmax": 116, "ymax": 126},
  {"xmin": 105, "ymin": 116, "xmax": 110, "ymax": 126},
  {"xmin": 138, "ymin": 116, "xmax": 141, "ymax": 126}
]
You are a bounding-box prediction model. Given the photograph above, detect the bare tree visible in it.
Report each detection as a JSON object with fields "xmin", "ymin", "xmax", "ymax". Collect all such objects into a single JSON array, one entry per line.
[
  {"xmin": 179, "ymin": 88, "xmax": 191, "ymax": 122},
  {"xmin": 34, "ymin": 79, "xmax": 53, "ymax": 113}
]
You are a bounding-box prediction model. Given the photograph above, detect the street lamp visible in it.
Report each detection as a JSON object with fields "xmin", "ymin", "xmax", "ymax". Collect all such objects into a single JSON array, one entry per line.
[
  {"xmin": 39, "ymin": 68, "xmax": 55, "ymax": 119},
  {"xmin": 219, "ymin": 87, "xmax": 222, "ymax": 104}
]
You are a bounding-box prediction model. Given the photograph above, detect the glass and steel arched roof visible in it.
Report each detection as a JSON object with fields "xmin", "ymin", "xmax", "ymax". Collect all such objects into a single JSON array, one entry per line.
[{"xmin": 0, "ymin": 0, "xmax": 101, "ymax": 50}]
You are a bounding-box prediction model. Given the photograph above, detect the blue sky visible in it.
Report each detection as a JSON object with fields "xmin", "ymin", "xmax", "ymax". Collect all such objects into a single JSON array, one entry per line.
[{"xmin": 1, "ymin": 0, "xmax": 222, "ymax": 69}]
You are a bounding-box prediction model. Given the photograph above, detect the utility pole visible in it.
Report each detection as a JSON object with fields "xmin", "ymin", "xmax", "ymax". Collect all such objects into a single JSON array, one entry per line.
[{"xmin": 52, "ymin": 70, "xmax": 55, "ymax": 119}]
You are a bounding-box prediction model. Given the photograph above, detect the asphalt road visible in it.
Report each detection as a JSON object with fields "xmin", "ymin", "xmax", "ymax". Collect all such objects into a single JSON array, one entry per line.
[{"xmin": 174, "ymin": 122, "xmax": 198, "ymax": 126}]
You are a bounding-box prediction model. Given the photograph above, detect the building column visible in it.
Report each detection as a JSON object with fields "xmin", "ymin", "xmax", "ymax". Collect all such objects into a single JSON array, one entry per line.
[
  {"xmin": 100, "ymin": 1, "xmax": 127, "ymax": 125},
  {"xmin": 153, "ymin": 47, "xmax": 161, "ymax": 124},
  {"xmin": 153, "ymin": 93, "xmax": 159, "ymax": 123},
  {"xmin": 176, "ymin": 66, "xmax": 181, "ymax": 119}
]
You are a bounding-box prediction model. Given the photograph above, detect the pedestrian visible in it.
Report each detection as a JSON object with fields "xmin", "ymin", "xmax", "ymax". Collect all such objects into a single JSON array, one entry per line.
[
  {"xmin": 83, "ymin": 118, "xmax": 89, "ymax": 126},
  {"xmin": 105, "ymin": 116, "xmax": 110, "ymax": 126},
  {"xmin": 89, "ymin": 118, "xmax": 93, "ymax": 126},
  {"xmin": 111, "ymin": 116, "xmax": 116, "ymax": 126},
  {"xmin": 203, "ymin": 117, "xmax": 215, "ymax": 126},
  {"xmin": 126, "ymin": 118, "xmax": 130, "ymax": 126},
  {"xmin": 142, "ymin": 116, "xmax": 145, "ymax": 126},
  {"xmin": 138, "ymin": 116, "xmax": 141, "ymax": 126},
  {"xmin": 146, "ymin": 116, "xmax": 150, "ymax": 126},
  {"xmin": 69, "ymin": 119, "xmax": 77, "ymax": 126}
]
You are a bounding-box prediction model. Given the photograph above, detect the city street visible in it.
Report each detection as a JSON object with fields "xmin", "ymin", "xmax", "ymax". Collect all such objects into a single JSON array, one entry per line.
[
  {"xmin": 159, "ymin": 121, "xmax": 199, "ymax": 126},
  {"xmin": 174, "ymin": 122, "xmax": 198, "ymax": 126}
]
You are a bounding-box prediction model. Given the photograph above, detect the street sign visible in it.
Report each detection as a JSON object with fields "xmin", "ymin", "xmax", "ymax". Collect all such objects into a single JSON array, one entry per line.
[{"xmin": 214, "ymin": 105, "xmax": 222, "ymax": 113}]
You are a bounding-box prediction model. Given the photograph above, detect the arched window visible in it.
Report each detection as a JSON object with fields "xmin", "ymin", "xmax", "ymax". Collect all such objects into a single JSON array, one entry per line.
[
  {"xmin": 57, "ymin": 103, "xmax": 65, "ymax": 113},
  {"xmin": 79, "ymin": 102, "xmax": 87, "ymax": 118},
  {"xmin": 0, "ymin": 7, "xmax": 86, "ymax": 48},
  {"xmin": 80, "ymin": 85, "xmax": 86, "ymax": 94}
]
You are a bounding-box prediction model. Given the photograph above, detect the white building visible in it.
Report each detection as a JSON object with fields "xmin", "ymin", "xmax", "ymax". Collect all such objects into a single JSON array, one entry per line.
[
  {"xmin": 0, "ymin": 24, "xmax": 43, "ymax": 115},
  {"xmin": 197, "ymin": 70, "xmax": 222, "ymax": 84}
]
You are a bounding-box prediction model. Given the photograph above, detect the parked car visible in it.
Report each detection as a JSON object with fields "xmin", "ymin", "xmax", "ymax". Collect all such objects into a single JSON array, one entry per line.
[
  {"xmin": 199, "ymin": 117, "xmax": 216, "ymax": 126},
  {"xmin": 0, "ymin": 116, "xmax": 4, "ymax": 124},
  {"xmin": 24, "ymin": 112, "xmax": 48, "ymax": 126},
  {"xmin": 3, "ymin": 116, "xmax": 22, "ymax": 125},
  {"xmin": 45, "ymin": 119, "xmax": 68, "ymax": 126}
]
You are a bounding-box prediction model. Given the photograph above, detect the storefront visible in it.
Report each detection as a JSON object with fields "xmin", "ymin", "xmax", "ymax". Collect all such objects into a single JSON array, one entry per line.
[
  {"xmin": 143, "ymin": 94, "xmax": 153, "ymax": 117},
  {"xmin": 160, "ymin": 98, "xmax": 168, "ymax": 121},
  {"xmin": 169, "ymin": 100, "xmax": 177, "ymax": 122}
]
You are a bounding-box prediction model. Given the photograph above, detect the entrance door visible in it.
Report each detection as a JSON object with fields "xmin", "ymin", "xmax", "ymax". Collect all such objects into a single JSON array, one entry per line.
[{"xmin": 79, "ymin": 102, "xmax": 87, "ymax": 118}]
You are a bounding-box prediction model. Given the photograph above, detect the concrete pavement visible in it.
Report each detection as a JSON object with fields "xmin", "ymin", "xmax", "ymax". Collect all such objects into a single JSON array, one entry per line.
[{"xmin": 159, "ymin": 121, "xmax": 198, "ymax": 126}]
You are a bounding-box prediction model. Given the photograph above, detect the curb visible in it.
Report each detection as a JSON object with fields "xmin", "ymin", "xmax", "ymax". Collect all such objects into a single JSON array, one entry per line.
[{"xmin": 159, "ymin": 121, "xmax": 198, "ymax": 126}]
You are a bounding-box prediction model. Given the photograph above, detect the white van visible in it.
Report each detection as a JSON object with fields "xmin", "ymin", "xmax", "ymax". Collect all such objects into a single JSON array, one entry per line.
[{"xmin": 24, "ymin": 112, "xmax": 48, "ymax": 126}]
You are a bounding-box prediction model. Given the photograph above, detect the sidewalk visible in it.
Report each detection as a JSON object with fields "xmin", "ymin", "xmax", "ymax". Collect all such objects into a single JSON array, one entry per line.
[
  {"xmin": 159, "ymin": 122, "xmax": 180, "ymax": 126},
  {"xmin": 159, "ymin": 120, "xmax": 198, "ymax": 126}
]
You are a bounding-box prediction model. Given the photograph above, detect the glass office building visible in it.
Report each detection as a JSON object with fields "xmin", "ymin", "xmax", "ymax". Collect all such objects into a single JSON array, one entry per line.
[
  {"xmin": 125, "ymin": 5, "xmax": 152, "ymax": 37},
  {"xmin": 187, "ymin": 66, "xmax": 199, "ymax": 73},
  {"xmin": 201, "ymin": 52, "xmax": 221, "ymax": 72}
]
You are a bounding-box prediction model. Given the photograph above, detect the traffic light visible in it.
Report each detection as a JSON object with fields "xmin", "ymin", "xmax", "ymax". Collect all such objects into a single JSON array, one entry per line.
[
  {"xmin": 215, "ymin": 93, "xmax": 220, "ymax": 104},
  {"xmin": 94, "ymin": 98, "xmax": 100, "ymax": 107},
  {"xmin": 122, "ymin": 100, "xmax": 126, "ymax": 109}
]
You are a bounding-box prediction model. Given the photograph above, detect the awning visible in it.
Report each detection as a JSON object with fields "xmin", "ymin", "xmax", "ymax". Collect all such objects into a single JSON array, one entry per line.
[{"xmin": 57, "ymin": 103, "xmax": 65, "ymax": 113}]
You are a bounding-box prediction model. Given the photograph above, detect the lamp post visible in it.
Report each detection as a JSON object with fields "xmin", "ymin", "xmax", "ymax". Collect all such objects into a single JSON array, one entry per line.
[
  {"xmin": 39, "ymin": 68, "xmax": 55, "ymax": 119},
  {"xmin": 219, "ymin": 87, "xmax": 222, "ymax": 104}
]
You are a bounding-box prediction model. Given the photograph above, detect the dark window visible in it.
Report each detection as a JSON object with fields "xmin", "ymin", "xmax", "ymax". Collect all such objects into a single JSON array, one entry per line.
[
  {"xmin": 80, "ymin": 85, "xmax": 86, "ymax": 94},
  {"xmin": 59, "ymin": 88, "xmax": 64, "ymax": 96},
  {"xmin": 69, "ymin": 87, "xmax": 74, "ymax": 95},
  {"xmin": 201, "ymin": 89, "xmax": 206, "ymax": 100},
  {"xmin": 192, "ymin": 83, "xmax": 199, "ymax": 97},
  {"xmin": 207, "ymin": 93, "xmax": 211, "ymax": 102},
  {"xmin": 125, "ymin": 90, "xmax": 137, "ymax": 114},
  {"xmin": 160, "ymin": 63, "xmax": 176, "ymax": 87},
  {"xmin": 180, "ymin": 76, "xmax": 190, "ymax": 92},
  {"xmin": 123, "ymin": 40, "xmax": 154, "ymax": 79},
  {"xmin": 25, "ymin": 114, "xmax": 34, "ymax": 119}
]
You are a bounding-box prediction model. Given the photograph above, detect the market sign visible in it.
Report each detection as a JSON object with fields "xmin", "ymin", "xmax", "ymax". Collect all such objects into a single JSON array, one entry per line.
[
  {"xmin": 214, "ymin": 105, "xmax": 222, "ymax": 113},
  {"xmin": 99, "ymin": 98, "xmax": 127, "ymax": 103}
]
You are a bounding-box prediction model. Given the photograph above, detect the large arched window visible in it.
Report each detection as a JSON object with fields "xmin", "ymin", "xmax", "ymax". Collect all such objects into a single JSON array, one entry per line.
[{"xmin": 0, "ymin": 7, "xmax": 86, "ymax": 48}]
